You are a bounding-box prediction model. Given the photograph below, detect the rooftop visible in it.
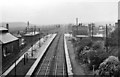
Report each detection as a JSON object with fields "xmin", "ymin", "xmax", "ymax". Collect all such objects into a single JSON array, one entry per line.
[
  {"xmin": 93, "ymin": 34, "xmax": 104, "ymax": 37},
  {"xmin": 76, "ymin": 34, "xmax": 104, "ymax": 38},
  {"xmin": 13, "ymin": 33, "xmax": 22, "ymax": 38},
  {"xmin": 24, "ymin": 32, "xmax": 39, "ymax": 36},
  {"xmin": 0, "ymin": 33, "xmax": 18, "ymax": 44},
  {"xmin": 76, "ymin": 35, "xmax": 89, "ymax": 38},
  {"xmin": 0, "ymin": 27, "xmax": 8, "ymax": 31}
]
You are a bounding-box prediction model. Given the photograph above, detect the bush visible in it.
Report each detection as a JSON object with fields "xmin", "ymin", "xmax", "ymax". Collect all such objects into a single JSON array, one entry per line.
[
  {"xmin": 92, "ymin": 41, "xmax": 104, "ymax": 50},
  {"xmin": 87, "ymin": 49, "xmax": 108, "ymax": 70},
  {"xmin": 108, "ymin": 28, "xmax": 119, "ymax": 46},
  {"xmin": 85, "ymin": 41, "xmax": 108, "ymax": 70},
  {"xmin": 98, "ymin": 56, "xmax": 120, "ymax": 77},
  {"xmin": 76, "ymin": 38, "xmax": 92, "ymax": 56},
  {"xmin": 75, "ymin": 38, "xmax": 110, "ymax": 71}
]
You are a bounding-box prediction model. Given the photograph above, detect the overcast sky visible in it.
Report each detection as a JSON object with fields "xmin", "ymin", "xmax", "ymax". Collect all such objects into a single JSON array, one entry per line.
[{"xmin": 0, "ymin": 0, "xmax": 119, "ymax": 25}]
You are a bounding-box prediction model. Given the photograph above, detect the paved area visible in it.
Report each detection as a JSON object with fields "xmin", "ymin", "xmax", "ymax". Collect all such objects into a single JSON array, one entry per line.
[
  {"xmin": 65, "ymin": 35, "xmax": 85, "ymax": 75},
  {"xmin": 26, "ymin": 34, "xmax": 53, "ymax": 59}
]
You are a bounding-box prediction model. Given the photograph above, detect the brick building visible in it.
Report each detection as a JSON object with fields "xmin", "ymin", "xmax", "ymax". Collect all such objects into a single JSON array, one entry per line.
[
  {"xmin": 23, "ymin": 32, "xmax": 40, "ymax": 45},
  {"xmin": 0, "ymin": 27, "xmax": 19, "ymax": 59}
]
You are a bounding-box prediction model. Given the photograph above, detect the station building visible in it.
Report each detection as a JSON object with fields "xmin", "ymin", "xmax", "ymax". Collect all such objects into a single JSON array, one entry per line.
[
  {"xmin": 0, "ymin": 27, "xmax": 19, "ymax": 58},
  {"xmin": 23, "ymin": 31, "xmax": 41, "ymax": 45}
]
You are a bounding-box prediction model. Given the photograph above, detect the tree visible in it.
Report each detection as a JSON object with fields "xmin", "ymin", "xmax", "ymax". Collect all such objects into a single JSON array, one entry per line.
[
  {"xmin": 92, "ymin": 41, "xmax": 104, "ymax": 50},
  {"xmin": 98, "ymin": 56, "xmax": 120, "ymax": 77}
]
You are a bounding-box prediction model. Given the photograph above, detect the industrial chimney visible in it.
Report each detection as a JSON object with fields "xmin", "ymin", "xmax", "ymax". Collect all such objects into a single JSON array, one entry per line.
[{"xmin": 76, "ymin": 18, "xmax": 78, "ymax": 26}]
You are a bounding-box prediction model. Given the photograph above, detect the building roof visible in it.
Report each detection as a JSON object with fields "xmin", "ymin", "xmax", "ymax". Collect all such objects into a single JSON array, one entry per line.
[
  {"xmin": 0, "ymin": 33, "xmax": 18, "ymax": 44},
  {"xmin": 0, "ymin": 27, "xmax": 8, "ymax": 31},
  {"xmin": 93, "ymin": 34, "xmax": 104, "ymax": 37},
  {"xmin": 24, "ymin": 32, "xmax": 39, "ymax": 36},
  {"xmin": 76, "ymin": 35, "xmax": 89, "ymax": 38},
  {"xmin": 76, "ymin": 34, "xmax": 104, "ymax": 38},
  {"xmin": 13, "ymin": 33, "xmax": 22, "ymax": 38}
]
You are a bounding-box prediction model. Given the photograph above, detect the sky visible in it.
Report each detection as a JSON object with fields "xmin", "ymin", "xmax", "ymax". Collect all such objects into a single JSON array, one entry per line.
[
  {"xmin": 119, "ymin": 1, "xmax": 120, "ymax": 20},
  {"xmin": 0, "ymin": 0, "xmax": 119, "ymax": 25}
]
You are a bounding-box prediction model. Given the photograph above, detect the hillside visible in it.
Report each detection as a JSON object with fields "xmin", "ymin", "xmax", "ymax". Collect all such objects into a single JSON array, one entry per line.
[{"xmin": 0, "ymin": 22, "xmax": 27, "ymax": 33}]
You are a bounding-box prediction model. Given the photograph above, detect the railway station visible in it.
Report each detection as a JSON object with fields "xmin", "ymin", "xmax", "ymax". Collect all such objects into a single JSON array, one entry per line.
[{"xmin": 0, "ymin": 0, "xmax": 120, "ymax": 77}]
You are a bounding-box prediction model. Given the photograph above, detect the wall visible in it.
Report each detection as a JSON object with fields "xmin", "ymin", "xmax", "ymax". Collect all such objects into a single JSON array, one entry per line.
[{"xmin": 2, "ymin": 40, "xmax": 19, "ymax": 59}]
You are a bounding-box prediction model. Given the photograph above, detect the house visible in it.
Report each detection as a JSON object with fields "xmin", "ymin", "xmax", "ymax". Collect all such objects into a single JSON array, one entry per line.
[
  {"xmin": 0, "ymin": 26, "xmax": 19, "ymax": 58},
  {"xmin": 72, "ymin": 25, "xmax": 89, "ymax": 37}
]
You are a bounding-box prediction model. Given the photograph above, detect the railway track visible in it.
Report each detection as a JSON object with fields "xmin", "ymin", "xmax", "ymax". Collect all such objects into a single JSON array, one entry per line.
[{"xmin": 32, "ymin": 31, "xmax": 68, "ymax": 77}]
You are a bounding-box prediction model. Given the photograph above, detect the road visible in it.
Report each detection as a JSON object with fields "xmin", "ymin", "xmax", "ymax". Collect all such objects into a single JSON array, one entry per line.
[{"xmin": 32, "ymin": 28, "xmax": 67, "ymax": 77}]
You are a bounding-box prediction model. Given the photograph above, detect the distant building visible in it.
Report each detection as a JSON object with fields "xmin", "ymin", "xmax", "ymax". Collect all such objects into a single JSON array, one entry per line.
[
  {"xmin": 72, "ymin": 25, "xmax": 89, "ymax": 37},
  {"xmin": 72, "ymin": 24, "xmax": 104, "ymax": 41},
  {"xmin": 0, "ymin": 26, "xmax": 19, "ymax": 58},
  {"xmin": 13, "ymin": 33, "xmax": 25, "ymax": 47},
  {"xmin": 23, "ymin": 31, "xmax": 40, "ymax": 45}
]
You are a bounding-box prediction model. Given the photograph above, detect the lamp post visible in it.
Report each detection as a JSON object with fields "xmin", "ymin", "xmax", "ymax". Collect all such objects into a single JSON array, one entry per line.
[{"xmin": 14, "ymin": 59, "xmax": 16, "ymax": 76}]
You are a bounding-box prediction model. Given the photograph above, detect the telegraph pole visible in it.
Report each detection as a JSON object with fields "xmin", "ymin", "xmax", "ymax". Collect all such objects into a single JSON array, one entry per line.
[
  {"xmin": 27, "ymin": 21, "xmax": 29, "ymax": 34},
  {"xmin": 106, "ymin": 24, "xmax": 108, "ymax": 52},
  {"xmin": 91, "ymin": 23, "xmax": 94, "ymax": 41},
  {"xmin": 76, "ymin": 18, "xmax": 78, "ymax": 35}
]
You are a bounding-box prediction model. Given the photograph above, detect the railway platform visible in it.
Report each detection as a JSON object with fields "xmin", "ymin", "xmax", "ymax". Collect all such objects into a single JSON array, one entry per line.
[{"xmin": 1, "ymin": 34, "xmax": 56, "ymax": 77}]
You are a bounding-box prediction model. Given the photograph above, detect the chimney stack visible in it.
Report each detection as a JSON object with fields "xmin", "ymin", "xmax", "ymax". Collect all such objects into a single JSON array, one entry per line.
[
  {"xmin": 27, "ymin": 21, "xmax": 29, "ymax": 28},
  {"xmin": 6, "ymin": 23, "xmax": 9, "ymax": 32}
]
